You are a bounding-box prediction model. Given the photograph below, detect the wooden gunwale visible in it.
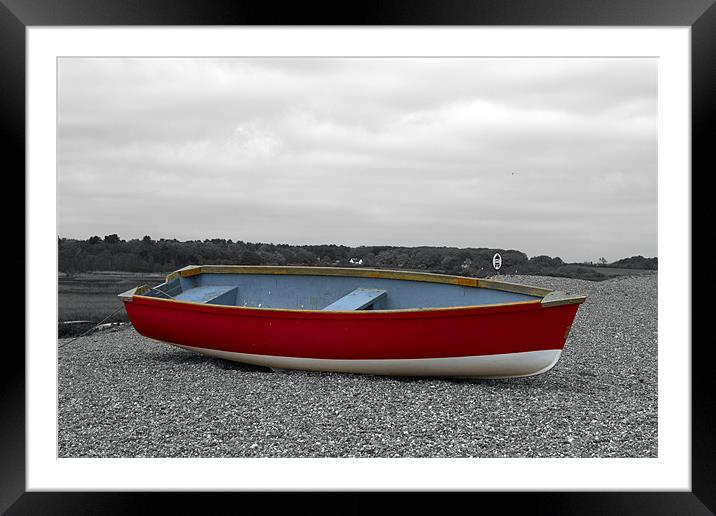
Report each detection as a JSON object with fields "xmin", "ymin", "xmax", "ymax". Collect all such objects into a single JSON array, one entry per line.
[
  {"xmin": 117, "ymin": 265, "xmax": 586, "ymax": 313},
  {"xmin": 167, "ymin": 265, "xmax": 551, "ymax": 295}
]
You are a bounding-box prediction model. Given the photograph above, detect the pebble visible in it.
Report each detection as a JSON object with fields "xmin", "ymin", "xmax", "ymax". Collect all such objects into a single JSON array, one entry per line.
[{"xmin": 58, "ymin": 272, "xmax": 658, "ymax": 458}]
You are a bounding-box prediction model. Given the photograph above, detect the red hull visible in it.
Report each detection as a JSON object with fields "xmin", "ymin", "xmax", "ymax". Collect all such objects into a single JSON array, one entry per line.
[{"xmin": 124, "ymin": 297, "xmax": 579, "ymax": 361}]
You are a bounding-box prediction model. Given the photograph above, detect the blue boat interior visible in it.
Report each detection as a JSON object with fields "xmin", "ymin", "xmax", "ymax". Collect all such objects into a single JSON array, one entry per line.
[{"xmin": 140, "ymin": 272, "xmax": 541, "ymax": 311}]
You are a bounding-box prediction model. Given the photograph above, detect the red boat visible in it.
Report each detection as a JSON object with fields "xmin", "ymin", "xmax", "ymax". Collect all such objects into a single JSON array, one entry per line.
[{"xmin": 119, "ymin": 265, "xmax": 586, "ymax": 378}]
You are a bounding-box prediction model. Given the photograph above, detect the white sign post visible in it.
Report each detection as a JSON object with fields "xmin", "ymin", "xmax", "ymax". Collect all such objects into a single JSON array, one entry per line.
[{"xmin": 492, "ymin": 253, "xmax": 502, "ymax": 274}]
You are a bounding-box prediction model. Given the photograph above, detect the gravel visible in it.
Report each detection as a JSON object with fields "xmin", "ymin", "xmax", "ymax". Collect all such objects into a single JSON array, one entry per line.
[{"xmin": 58, "ymin": 272, "xmax": 657, "ymax": 458}]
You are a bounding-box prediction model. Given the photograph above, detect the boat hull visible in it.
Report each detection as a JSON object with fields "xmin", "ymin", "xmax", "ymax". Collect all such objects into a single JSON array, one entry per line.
[
  {"xmin": 123, "ymin": 296, "xmax": 580, "ymax": 378},
  {"xmin": 172, "ymin": 344, "xmax": 562, "ymax": 378}
]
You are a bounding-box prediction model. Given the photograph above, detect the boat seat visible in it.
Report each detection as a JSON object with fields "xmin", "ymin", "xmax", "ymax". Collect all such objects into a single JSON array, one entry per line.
[
  {"xmin": 173, "ymin": 285, "xmax": 238, "ymax": 306},
  {"xmin": 322, "ymin": 288, "xmax": 387, "ymax": 311}
]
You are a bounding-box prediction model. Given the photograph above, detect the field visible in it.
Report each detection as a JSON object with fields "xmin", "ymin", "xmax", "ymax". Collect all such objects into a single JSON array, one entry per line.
[
  {"xmin": 58, "ymin": 271, "xmax": 168, "ymax": 336},
  {"xmin": 573, "ymin": 266, "xmax": 654, "ymax": 278}
]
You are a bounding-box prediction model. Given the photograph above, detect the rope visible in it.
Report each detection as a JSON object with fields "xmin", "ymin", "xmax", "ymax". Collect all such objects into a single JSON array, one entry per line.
[
  {"xmin": 58, "ymin": 283, "xmax": 179, "ymax": 350},
  {"xmin": 145, "ymin": 286, "xmax": 176, "ymax": 299},
  {"xmin": 58, "ymin": 306, "xmax": 126, "ymax": 349}
]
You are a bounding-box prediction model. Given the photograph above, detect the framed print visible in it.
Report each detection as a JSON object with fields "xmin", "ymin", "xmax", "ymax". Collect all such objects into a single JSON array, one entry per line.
[{"xmin": 5, "ymin": 0, "xmax": 711, "ymax": 513}]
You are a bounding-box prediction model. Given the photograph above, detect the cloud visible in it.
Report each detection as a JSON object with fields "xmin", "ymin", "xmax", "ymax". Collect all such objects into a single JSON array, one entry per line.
[{"xmin": 58, "ymin": 58, "xmax": 657, "ymax": 262}]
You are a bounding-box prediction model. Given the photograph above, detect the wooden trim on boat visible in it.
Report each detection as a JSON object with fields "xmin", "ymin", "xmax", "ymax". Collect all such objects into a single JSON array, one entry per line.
[
  {"xmin": 540, "ymin": 291, "xmax": 587, "ymax": 307},
  {"xmin": 117, "ymin": 284, "xmax": 150, "ymax": 302},
  {"xmin": 475, "ymin": 277, "xmax": 551, "ymax": 297},
  {"xmin": 133, "ymin": 265, "xmax": 589, "ymax": 313},
  {"xmin": 165, "ymin": 265, "xmax": 554, "ymax": 298},
  {"xmin": 166, "ymin": 265, "xmax": 202, "ymax": 282}
]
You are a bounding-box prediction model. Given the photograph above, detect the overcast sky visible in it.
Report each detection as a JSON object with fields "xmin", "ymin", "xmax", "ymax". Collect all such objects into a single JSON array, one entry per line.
[{"xmin": 58, "ymin": 58, "xmax": 657, "ymax": 263}]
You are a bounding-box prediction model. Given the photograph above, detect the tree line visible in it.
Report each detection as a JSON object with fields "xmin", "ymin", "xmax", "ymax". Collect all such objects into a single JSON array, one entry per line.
[
  {"xmin": 604, "ymin": 256, "xmax": 658, "ymax": 270},
  {"xmin": 57, "ymin": 234, "xmax": 656, "ymax": 280}
]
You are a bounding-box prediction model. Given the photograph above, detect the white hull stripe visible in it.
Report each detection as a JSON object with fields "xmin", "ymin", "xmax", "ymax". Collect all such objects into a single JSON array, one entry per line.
[{"xmin": 170, "ymin": 344, "xmax": 562, "ymax": 379}]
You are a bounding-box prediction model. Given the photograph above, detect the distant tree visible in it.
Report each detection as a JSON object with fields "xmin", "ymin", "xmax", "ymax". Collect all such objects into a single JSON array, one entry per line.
[
  {"xmin": 440, "ymin": 254, "xmax": 463, "ymax": 273},
  {"xmin": 57, "ymin": 236, "xmax": 612, "ymax": 280},
  {"xmin": 500, "ymin": 250, "xmax": 530, "ymax": 268},
  {"xmin": 529, "ymin": 255, "xmax": 563, "ymax": 268},
  {"xmin": 239, "ymin": 250, "xmax": 262, "ymax": 265},
  {"xmin": 608, "ymin": 256, "xmax": 658, "ymax": 270},
  {"xmin": 293, "ymin": 248, "xmax": 318, "ymax": 264},
  {"xmin": 270, "ymin": 252, "xmax": 287, "ymax": 266},
  {"xmin": 363, "ymin": 252, "xmax": 377, "ymax": 266},
  {"xmin": 598, "ymin": 257, "xmax": 607, "ymax": 265}
]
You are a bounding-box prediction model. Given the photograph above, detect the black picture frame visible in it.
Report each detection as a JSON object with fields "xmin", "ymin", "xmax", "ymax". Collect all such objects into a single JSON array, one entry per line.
[{"xmin": 5, "ymin": 0, "xmax": 710, "ymax": 513}]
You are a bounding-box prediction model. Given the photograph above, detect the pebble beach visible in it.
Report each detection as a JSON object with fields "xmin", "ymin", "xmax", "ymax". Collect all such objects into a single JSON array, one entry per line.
[{"xmin": 58, "ymin": 273, "xmax": 658, "ymax": 458}]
